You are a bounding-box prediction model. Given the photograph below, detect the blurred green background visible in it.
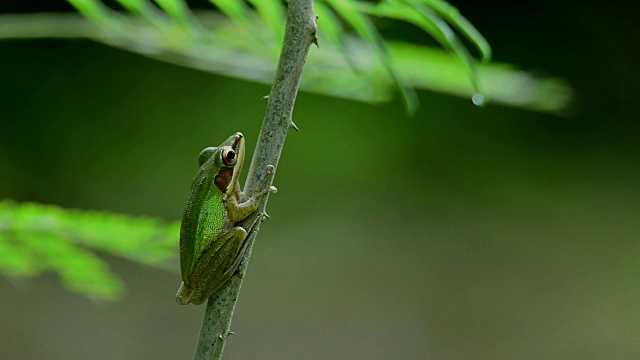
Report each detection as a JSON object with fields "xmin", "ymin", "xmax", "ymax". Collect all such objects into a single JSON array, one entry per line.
[{"xmin": 1, "ymin": 1, "xmax": 638, "ymax": 359}]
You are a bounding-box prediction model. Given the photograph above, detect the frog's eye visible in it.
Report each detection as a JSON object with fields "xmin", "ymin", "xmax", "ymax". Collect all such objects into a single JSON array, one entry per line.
[{"xmin": 222, "ymin": 147, "xmax": 237, "ymax": 166}]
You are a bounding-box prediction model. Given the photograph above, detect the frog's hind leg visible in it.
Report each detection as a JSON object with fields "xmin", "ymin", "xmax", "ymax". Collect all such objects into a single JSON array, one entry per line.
[
  {"xmin": 181, "ymin": 227, "xmax": 248, "ymax": 305},
  {"xmin": 209, "ymin": 213, "xmax": 268, "ymax": 292}
]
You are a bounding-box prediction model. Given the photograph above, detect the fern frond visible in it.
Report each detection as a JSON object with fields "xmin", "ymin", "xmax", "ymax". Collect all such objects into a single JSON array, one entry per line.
[
  {"xmin": 209, "ymin": 0, "xmax": 252, "ymax": 26},
  {"xmin": 326, "ymin": 0, "xmax": 419, "ymax": 112},
  {"xmin": 416, "ymin": 0, "xmax": 491, "ymax": 61},
  {"xmin": 0, "ymin": 9, "xmax": 572, "ymax": 113},
  {"xmin": 0, "ymin": 200, "xmax": 178, "ymax": 301},
  {"xmin": 67, "ymin": 0, "xmax": 119, "ymax": 29},
  {"xmin": 248, "ymin": 0, "xmax": 286, "ymax": 42},
  {"xmin": 0, "ymin": 1, "xmax": 572, "ymax": 113},
  {"xmin": 67, "ymin": 0, "xmax": 491, "ymax": 110}
]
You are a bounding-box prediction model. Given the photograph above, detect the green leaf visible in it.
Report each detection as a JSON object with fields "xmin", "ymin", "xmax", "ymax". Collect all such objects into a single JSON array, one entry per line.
[
  {"xmin": 325, "ymin": 0, "xmax": 419, "ymax": 113},
  {"xmin": 415, "ymin": 0, "xmax": 492, "ymax": 61},
  {"xmin": 0, "ymin": 1, "xmax": 571, "ymax": 113},
  {"xmin": 116, "ymin": 0, "xmax": 146, "ymax": 14},
  {"xmin": 248, "ymin": 0, "xmax": 286, "ymax": 43},
  {"xmin": 154, "ymin": 0, "xmax": 189, "ymax": 20},
  {"xmin": 0, "ymin": 233, "xmax": 39, "ymax": 276},
  {"xmin": 0, "ymin": 200, "xmax": 178, "ymax": 301},
  {"xmin": 155, "ymin": 0, "xmax": 206, "ymax": 31},
  {"xmin": 369, "ymin": 0, "xmax": 480, "ymax": 100},
  {"xmin": 209, "ymin": 0, "xmax": 252, "ymax": 27},
  {"xmin": 314, "ymin": 2, "xmax": 367, "ymax": 76},
  {"xmin": 21, "ymin": 232, "xmax": 125, "ymax": 301},
  {"xmin": 67, "ymin": 0, "xmax": 124, "ymax": 30},
  {"xmin": 0, "ymin": 11, "xmax": 572, "ymax": 113},
  {"xmin": 116, "ymin": 0, "xmax": 172, "ymax": 27}
]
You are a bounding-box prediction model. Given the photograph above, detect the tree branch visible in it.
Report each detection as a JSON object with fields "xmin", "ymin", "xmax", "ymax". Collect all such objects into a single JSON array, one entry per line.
[{"xmin": 192, "ymin": 1, "xmax": 317, "ymax": 359}]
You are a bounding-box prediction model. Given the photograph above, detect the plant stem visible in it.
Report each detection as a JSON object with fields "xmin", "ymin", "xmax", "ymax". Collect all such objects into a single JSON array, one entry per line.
[{"xmin": 192, "ymin": 1, "xmax": 317, "ymax": 359}]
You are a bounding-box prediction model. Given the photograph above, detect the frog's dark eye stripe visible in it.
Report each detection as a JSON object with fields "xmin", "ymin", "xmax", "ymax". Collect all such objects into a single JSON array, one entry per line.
[{"xmin": 222, "ymin": 147, "xmax": 237, "ymax": 166}]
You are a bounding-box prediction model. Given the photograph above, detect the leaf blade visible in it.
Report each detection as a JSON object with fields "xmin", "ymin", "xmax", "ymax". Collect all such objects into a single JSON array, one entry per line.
[
  {"xmin": 0, "ymin": 200, "xmax": 178, "ymax": 301},
  {"xmin": 416, "ymin": 0, "xmax": 492, "ymax": 61},
  {"xmin": 326, "ymin": 0, "xmax": 418, "ymax": 113},
  {"xmin": 371, "ymin": 0, "xmax": 481, "ymax": 100}
]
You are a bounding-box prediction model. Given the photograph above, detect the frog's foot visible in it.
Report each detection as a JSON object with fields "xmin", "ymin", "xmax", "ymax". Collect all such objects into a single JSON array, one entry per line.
[
  {"xmin": 255, "ymin": 165, "xmax": 278, "ymax": 197},
  {"xmin": 175, "ymin": 282, "xmax": 193, "ymax": 305},
  {"xmin": 256, "ymin": 186, "xmax": 277, "ymax": 197}
]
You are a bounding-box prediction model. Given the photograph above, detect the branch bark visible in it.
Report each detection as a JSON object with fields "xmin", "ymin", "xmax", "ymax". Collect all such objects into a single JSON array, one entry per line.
[{"xmin": 192, "ymin": 1, "xmax": 317, "ymax": 359}]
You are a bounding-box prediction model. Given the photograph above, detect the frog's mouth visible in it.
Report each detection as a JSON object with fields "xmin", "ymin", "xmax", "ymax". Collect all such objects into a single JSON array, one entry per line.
[{"xmin": 232, "ymin": 133, "xmax": 243, "ymax": 155}]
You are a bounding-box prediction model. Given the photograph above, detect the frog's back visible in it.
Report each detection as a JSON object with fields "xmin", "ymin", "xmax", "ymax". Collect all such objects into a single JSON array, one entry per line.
[
  {"xmin": 194, "ymin": 188, "xmax": 227, "ymax": 254},
  {"xmin": 179, "ymin": 165, "xmax": 228, "ymax": 278}
]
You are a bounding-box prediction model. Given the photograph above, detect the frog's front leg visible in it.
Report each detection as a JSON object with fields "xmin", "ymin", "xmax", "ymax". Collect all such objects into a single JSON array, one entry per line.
[
  {"xmin": 227, "ymin": 165, "xmax": 277, "ymax": 223},
  {"xmin": 176, "ymin": 226, "xmax": 248, "ymax": 305}
]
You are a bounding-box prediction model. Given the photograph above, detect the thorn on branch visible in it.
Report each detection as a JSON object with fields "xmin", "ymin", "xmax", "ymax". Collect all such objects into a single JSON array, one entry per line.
[{"xmin": 312, "ymin": 15, "xmax": 319, "ymax": 47}]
